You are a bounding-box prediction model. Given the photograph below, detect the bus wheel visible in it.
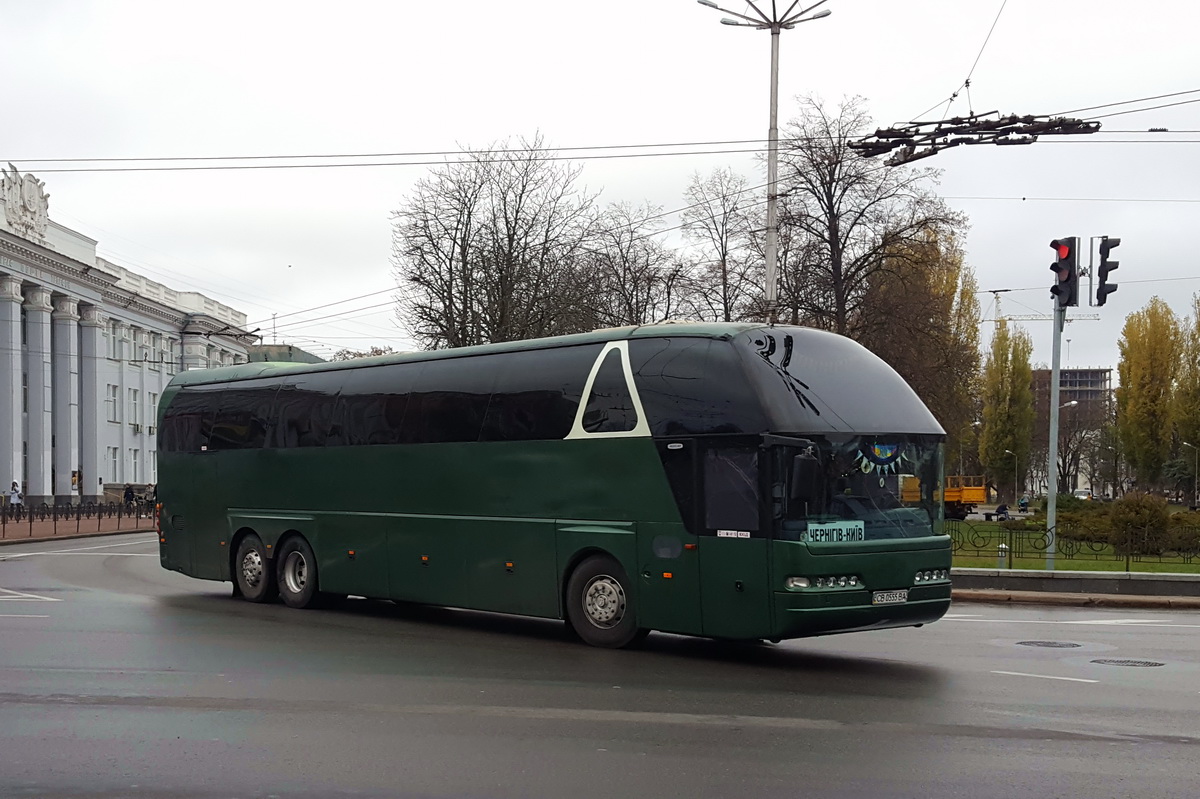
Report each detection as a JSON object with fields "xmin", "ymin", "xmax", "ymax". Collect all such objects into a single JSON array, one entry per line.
[
  {"xmin": 566, "ymin": 556, "xmax": 646, "ymax": 649},
  {"xmin": 234, "ymin": 534, "xmax": 278, "ymax": 603},
  {"xmin": 276, "ymin": 536, "xmax": 322, "ymax": 609}
]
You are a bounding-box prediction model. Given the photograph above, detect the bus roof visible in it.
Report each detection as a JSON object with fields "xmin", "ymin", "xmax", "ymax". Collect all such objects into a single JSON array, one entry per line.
[{"xmin": 168, "ymin": 321, "xmax": 765, "ymax": 387}]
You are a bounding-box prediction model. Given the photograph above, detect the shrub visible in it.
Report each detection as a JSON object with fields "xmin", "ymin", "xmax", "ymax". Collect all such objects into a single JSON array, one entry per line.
[{"xmin": 1109, "ymin": 492, "xmax": 1171, "ymax": 556}]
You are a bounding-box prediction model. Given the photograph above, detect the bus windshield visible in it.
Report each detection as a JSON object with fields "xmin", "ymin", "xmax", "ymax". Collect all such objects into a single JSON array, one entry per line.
[{"xmin": 771, "ymin": 434, "xmax": 944, "ymax": 543}]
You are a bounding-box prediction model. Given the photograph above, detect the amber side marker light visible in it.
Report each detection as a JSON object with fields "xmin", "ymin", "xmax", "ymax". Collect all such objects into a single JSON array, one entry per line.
[{"xmin": 662, "ymin": 572, "xmax": 673, "ymax": 579}]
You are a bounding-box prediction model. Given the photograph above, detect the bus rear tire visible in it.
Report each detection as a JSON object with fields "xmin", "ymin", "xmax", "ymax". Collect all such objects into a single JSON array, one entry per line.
[
  {"xmin": 234, "ymin": 534, "xmax": 277, "ymax": 603},
  {"xmin": 277, "ymin": 536, "xmax": 322, "ymax": 609},
  {"xmin": 565, "ymin": 555, "xmax": 646, "ymax": 649}
]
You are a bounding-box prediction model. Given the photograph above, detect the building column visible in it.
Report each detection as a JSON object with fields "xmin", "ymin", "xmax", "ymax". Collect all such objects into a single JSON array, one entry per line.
[
  {"xmin": 78, "ymin": 305, "xmax": 105, "ymax": 502},
  {"xmin": 0, "ymin": 276, "xmax": 23, "ymax": 489},
  {"xmin": 23, "ymin": 286, "xmax": 52, "ymax": 505},
  {"xmin": 182, "ymin": 331, "xmax": 207, "ymax": 371},
  {"xmin": 52, "ymin": 296, "xmax": 81, "ymax": 503}
]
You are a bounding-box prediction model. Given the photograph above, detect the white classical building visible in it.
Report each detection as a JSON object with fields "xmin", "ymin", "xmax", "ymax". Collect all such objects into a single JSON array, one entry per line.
[{"xmin": 0, "ymin": 165, "xmax": 254, "ymax": 504}]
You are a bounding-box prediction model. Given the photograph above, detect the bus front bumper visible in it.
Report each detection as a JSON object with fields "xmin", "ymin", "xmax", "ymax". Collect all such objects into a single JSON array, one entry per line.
[{"xmin": 771, "ymin": 584, "xmax": 952, "ymax": 640}]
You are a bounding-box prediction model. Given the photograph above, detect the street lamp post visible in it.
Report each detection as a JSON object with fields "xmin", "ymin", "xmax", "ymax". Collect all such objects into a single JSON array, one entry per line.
[
  {"xmin": 1004, "ymin": 449, "xmax": 1018, "ymax": 505},
  {"xmin": 696, "ymin": 0, "xmax": 832, "ymax": 322},
  {"xmin": 1045, "ymin": 399, "xmax": 1077, "ymax": 570},
  {"xmin": 1184, "ymin": 441, "xmax": 1198, "ymax": 509}
]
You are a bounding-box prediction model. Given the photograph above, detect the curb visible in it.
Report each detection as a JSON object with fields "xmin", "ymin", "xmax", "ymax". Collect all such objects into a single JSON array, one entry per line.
[
  {"xmin": 0, "ymin": 528, "xmax": 156, "ymax": 547},
  {"xmin": 952, "ymin": 588, "xmax": 1200, "ymax": 610}
]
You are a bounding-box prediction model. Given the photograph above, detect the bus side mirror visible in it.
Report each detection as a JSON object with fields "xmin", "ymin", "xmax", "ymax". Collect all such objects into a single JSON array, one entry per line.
[{"xmin": 790, "ymin": 453, "xmax": 821, "ymax": 503}]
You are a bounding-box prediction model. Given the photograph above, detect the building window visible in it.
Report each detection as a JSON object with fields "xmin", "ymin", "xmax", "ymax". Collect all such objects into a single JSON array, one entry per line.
[
  {"xmin": 129, "ymin": 449, "xmax": 140, "ymax": 483},
  {"xmin": 22, "ymin": 373, "xmax": 27, "ymax": 413},
  {"xmin": 108, "ymin": 320, "xmax": 121, "ymax": 359},
  {"xmin": 107, "ymin": 447, "xmax": 118, "ymax": 483},
  {"xmin": 149, "ymin": 450, "xmax": 157, "ymax": 483},
  {"xmin": 107, "ymin": 385, "xmax": 119, "ymax": 422},
  {"xmin": 148, "ymin": 393, "xmax": 158, "ymax": 426},
  {"xmin": 128, "ymin": 389, "xmax": 140, "ymax": 427}
]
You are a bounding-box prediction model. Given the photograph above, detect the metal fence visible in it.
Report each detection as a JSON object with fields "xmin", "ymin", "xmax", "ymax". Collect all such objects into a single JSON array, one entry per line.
[
  {"xmin": 0, "ymin": 500, "xmax": 156, "ymax": 540},
  {"xmin": 947, "ymin": 519, "xmax": 1200, "ymax": 570}
]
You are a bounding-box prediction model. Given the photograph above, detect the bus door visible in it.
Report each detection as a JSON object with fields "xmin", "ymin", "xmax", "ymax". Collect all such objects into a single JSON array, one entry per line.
[
  {"xmin": 639, "ymin": 439, "xmax": 702, "ymax": 635},
  {"xmin": 697, "ymin": 443, "xmax": 771, "ymax": 640}
]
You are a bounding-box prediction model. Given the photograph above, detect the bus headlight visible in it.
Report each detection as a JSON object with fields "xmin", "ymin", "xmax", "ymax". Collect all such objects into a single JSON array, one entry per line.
[
  {"xmin": 794, "ymin": 575, "xmax": 861, "ymax": 590},
  {"xmin": 915, "ymin": 569, "xmax": 949, "ymax": 582}
]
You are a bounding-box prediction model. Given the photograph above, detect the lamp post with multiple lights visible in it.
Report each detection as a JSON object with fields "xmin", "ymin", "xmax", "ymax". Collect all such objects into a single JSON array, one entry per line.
[{"xmin": 696, "ymin": 0, "xmax": 831, "ymax": 322}]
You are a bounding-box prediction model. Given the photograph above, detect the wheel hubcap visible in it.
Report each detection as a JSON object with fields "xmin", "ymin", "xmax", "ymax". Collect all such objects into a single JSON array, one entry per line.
[
  {"xmin": 241, "ymin": 549, "xmax": 263, "ymax": 588},
  {"xmin": 283, "ymin": 551, "xmax": 307, "ymax": 595},
  {"xmin": 583, "ymin": 574, "xmax": 626, "ymax": 629}
]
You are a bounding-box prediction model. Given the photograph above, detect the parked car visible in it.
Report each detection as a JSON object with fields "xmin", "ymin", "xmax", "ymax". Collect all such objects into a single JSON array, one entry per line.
[{"xmin": 1072, "ymin": 489, "xmax": 1092, "ymax": 501}]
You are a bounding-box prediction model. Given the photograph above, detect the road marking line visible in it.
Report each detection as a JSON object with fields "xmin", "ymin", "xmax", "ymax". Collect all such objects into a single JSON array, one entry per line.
[
  {"xmin": 0, "ymin": 614, "xmax": 50, "ymax": 618},
  {"xmin": 991, "ymin": 670, "xmax": 1099, "ymax": 684},
  {"xmin": 0, "ymin": 587, "xmax": 62, "ymax": 602},
  {"xmin": 944, "ymin": 617, "xmax": 1200, "ymax": 630},
  {"xmin": 0, "ymin": 538, "xmax": 157, "ymax": 559}
]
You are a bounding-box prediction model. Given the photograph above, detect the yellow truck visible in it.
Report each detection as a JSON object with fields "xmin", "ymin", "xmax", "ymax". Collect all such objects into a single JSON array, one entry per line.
[{"xmin": 943, "ymin": 475, "xmax": 987, "ymax": 520}]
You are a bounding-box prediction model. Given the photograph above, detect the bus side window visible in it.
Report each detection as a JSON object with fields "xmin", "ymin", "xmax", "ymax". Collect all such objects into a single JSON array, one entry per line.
[
  {"xmin": 481, "ymin": 346, "xmax": 596, "ymax": 441},
  {"xmin": 160, "ymin": 387, "xmax": 217, "ymax": 452},
  {"xmin": 340, "ymin": 364, "xmax": 414, "ymax": 447},
  {"xmin": 401, "ymin": 356, "xmax": 499, "ymax": 444},
  {"xmin": 703, "ymin": 448, "xmax": 760, "ymax": 535},
  {"xmin": 208, "ymin": 384, "xmax": 277, "ymax": 451},
  {"xmin": 271, "ymin": 372, "xmax": 344, "ymax": 448},
  {"xmin": 582, "ymin": 348, "xmax": 638, "ymax": 434}
]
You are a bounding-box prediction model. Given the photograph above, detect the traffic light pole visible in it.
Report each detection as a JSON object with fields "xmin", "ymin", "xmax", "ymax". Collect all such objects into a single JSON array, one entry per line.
[{"xmin": 1046, "ymin": 303, "xmax": 1064, "ymax": 570}]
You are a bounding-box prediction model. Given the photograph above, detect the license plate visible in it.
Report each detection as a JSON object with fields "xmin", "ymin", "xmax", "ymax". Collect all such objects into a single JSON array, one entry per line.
[{"xmin": 872, "ymin": 589, "xmax": 908, "ymax": 605}]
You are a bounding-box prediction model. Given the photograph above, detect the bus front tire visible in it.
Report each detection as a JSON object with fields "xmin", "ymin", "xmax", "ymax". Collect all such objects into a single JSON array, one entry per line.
[
  {"xmin": 234, "ymin": 534, "xmax": 278, "ymax": 603},
  {"xmin": 276, "ymin": 536, "xmax": 322, "ymax": 609},
  {"xmin": 565, "ymin": 555, "xmax": 647, "ymax": 649}
]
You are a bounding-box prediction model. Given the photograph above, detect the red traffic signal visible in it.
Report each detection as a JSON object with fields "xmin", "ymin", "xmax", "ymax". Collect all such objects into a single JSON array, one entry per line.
[{"xmin": 1049, "ymin": 237, "xmax": 1079, "ymax": 308}]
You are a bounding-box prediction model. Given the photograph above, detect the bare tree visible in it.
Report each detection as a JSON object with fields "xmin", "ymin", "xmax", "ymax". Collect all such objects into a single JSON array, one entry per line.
[
  {"xmin": 679, "ymin": 168, "xmax": 758, "ymax": 322},
  {"xmin": 581, "ymin": 202, "xmax": 685, "ymax": 327},
  {"xmin": 392, "ymin": 134, "xmax": 598, "ymax": 349},
  {"xmin": 776, "ymin": 96, "xmax": 964, "ymax": 337}
]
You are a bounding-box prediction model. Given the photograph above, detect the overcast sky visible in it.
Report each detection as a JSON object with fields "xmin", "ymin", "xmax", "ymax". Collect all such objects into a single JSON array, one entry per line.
[{"xmin": 3, "ymin": 0, "xmax": 1197, "ymax": 370}]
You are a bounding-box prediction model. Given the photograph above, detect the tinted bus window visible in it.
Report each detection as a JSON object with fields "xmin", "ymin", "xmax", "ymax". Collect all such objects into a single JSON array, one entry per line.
[
  {"xmin": 481, "ymin": 346, "xmax": 596, "ymax": 441},
  {"xmin": 401, "ymin": 356, "xmax": 499, "ymax": 443},
  {"xmin": 160, "ymin": 385, "xmax": 220, "ymax": 452},
  {"xmin": 208, "ymin": 381, "xmax": 279, "ymax": 451},
  {"xmin": 630, "ymin": 338, "xmax": 767, "ymax": 436},
  {"xmin": 270, "ymin": 371, "xmax": 345, "ymax": 448},
  {"xmin": 340, "ymin": 363, "xmax": 417, "ymax": 446},
  {"xmin": 704, "ymin": 447, "xmax": 760, "ymax": 534},
  {"xmin": 582, "ymin": 348, "xmax": 638, "ymax": 434}
]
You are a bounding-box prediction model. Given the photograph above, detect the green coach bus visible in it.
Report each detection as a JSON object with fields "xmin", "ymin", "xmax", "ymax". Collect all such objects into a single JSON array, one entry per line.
[{"xmin": 157, "ymin": 322, "xmax": 951, "ymax": 648}]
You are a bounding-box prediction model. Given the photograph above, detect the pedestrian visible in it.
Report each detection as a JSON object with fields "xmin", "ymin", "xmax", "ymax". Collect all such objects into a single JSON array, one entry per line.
[
  {"xmin": 8, "ymin": 481, "xmax": 22, "ymax": 508},
  {"xmin": 123, "ymin": 484, "xmax": 135, "ymax": 509},
  {"xmin": 995, "ymin": 502, "xmax": 1010, "ymax": 521}
]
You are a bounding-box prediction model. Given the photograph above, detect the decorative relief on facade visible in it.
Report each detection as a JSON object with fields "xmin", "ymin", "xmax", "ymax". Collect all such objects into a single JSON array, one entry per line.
[
  {"xmin": 79, "ymin": 305, "xmax": 104, "ymax": 326},
  {"xmin": 2, "ymin": 164, "xmax": 50, "ymax": 242},
  {"xmin": 52, "ymin": 296, "xmax": 80, "ymax": 320},
  {"xmin": 0, "ymin": 275, "xmax": 22, "ymax": 302},
  {"xmin": 22, "ymin": 285, "xmax": 52, "ymax": 312}
]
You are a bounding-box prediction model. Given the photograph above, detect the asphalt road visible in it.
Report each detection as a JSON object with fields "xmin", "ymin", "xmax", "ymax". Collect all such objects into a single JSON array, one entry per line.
[{"xmin": 1, "ymin": 533, "xmax": 1198, "ymax": 799}]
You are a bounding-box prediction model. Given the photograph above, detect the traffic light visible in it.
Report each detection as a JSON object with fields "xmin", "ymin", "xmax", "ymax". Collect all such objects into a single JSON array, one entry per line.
[
  {"xmin": 1049, "ymin": 236, "xmax": 1079, "ymax": 308},
  {"xmin": 1097, "ymin": 236, "xmax": 1120, "ymax": 306}
]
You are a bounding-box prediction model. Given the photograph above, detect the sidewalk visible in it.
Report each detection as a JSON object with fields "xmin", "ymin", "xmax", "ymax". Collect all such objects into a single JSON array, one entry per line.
[{"xmin": 0, "ymin": 515, "xmax": 156, "ymax": 546}]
